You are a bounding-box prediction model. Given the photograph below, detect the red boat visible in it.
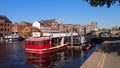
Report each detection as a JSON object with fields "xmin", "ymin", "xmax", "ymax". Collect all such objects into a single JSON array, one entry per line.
[{"xmin": 25, "ymin": 32, "xmax": 68, "ymax": 54}]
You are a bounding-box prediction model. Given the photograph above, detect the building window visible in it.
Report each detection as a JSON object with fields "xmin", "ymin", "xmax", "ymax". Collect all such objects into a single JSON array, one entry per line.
[
  {"xmin": 0, "ymin": 24, "xmax": 3, "ymax": 26},
  {"xmin": 0, "ymin": 29, "xmax": 3, "ymax": 31}
]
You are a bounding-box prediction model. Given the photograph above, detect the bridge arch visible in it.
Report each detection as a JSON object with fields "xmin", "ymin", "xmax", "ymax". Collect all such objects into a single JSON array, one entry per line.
[
  {"xmin": 99, "ymin": 32, "xmax": 112, "ymax": 37},
  {"xmin": 114, "ymin": 32, "xmax": 120, "ymax": 36}
]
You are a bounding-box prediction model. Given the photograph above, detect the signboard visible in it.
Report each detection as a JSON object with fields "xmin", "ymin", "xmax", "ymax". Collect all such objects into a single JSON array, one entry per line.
[{"xmin": 32, "ymin": 32, "xmax": 40, "ymax": 37}]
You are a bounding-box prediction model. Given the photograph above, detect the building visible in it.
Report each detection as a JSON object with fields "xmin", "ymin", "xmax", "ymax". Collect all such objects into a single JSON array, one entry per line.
[
  {"xmin": 12, "ymin": 22, "xmax": 20, "ymax": 34},
  {"xmin": 38, "ymin": 19, "xmax": 59, "ymax": 32},
  {"xmin": 81, "ymin": 21, "xmax": 99, "ymax": 33},
  {"xmin": 12, "ymin": 21, "xmax": 32, "ymax": 36},
  {"xmin": 0, "ymin": 15, "xmax": 12, "ymax": 36},
  {"xmin": 73, "ymin": 24, "xmax": 81, "ymax": 32},
  {"xmin": 58, "ymin": 21, "xmax": 98, "ymax": 34},
  {"xmin": 59, "ymin": 24, "xmax": 67, "ymax": 32},
  {"xmin": 82, "ymin": 25, "xmax": 91, "ymax": 32},
  {"xmin": 91, "ymin": 21, "xmax": 98, "ymax": 31},
  {"xmin": 59, "ymin": 24, "xmax": 81, "ymax": 33},
  {"xmin": 67, "ymin": 24, "xmax": 73, "ymax": 32}
]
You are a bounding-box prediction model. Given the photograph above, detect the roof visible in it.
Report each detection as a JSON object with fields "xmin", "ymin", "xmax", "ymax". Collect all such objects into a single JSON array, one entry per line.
[
  {"xmin": 0, "ymin": 15, "xmax": 12, "ymax": 23},
  {"xmin": 40, "ymin": 19, "xmax": 56, "ymax": 24},
  {"xmin": 39, "ymin": 19, "xmax": 57, "ymax": 27}
]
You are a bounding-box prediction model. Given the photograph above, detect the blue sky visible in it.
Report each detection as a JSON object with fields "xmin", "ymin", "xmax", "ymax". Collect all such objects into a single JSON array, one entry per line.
[{"xmin": 0, "ymin": 0, "xmax": 120, "ymax": 29}]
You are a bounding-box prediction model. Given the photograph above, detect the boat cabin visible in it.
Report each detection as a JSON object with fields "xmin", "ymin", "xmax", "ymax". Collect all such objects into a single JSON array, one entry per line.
[{"xmin": 25, "ymin": 37, "xmax": 51, "ymax": 49}]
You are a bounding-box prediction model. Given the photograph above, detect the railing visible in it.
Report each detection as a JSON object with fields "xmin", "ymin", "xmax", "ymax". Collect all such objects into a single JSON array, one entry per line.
[
  {"xmin": 32, "ymin": 32, "xmax": 78, "ymax": 38},
  {"xmin": 43, "ymin": 32, "xmax": 78, "ymax": 38}
]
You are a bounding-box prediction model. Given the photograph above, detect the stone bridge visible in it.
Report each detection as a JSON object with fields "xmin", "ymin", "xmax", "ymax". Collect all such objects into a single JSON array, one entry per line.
[{"xmin": 95, "ymin": 30, "xmax": 120, "ymax": 36}]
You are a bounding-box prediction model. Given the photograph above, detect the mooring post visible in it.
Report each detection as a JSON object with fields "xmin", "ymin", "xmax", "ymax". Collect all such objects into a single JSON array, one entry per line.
[
  {"xmin": 84, "ymin": 27, "xmax": 86, "ymax": 37},
  {"xmin": 71, "ymin": 28, "xmax": 73, "ymax": 47}
]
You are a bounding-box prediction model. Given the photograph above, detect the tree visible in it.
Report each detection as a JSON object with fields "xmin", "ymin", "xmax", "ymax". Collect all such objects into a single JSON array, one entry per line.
[{"xmin": 84, "ymin": 0, "xmax": 120, "ymax": 8}]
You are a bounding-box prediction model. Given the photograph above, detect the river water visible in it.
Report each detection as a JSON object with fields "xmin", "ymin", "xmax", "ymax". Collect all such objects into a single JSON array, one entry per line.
[{"xmin": 0, "ymin": 41, "xmax": 100, "ymax": 68}]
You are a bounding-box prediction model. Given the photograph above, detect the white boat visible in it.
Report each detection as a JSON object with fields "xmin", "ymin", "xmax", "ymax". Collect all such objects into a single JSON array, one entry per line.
[{"xmin": 4, "ymin": 34, "xmax": 24, "ymax": 41}]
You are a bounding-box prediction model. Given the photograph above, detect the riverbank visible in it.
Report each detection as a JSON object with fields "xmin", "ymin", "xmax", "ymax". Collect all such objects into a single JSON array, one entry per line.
[{"xmin": 80, "ymin": 40, "xmax": 120, "ymax": 68}]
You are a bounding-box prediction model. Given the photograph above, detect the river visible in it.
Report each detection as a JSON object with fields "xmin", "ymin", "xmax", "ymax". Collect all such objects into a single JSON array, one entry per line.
[{"xmin": 0, "ymin": 41, "xmax": 100, "ymax": 68}]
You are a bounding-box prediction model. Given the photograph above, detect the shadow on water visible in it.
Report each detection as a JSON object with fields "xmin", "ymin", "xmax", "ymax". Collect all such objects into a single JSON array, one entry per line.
[{"xmin": 0, "ymin": 41, "xmax": 102, "ymax": 68}]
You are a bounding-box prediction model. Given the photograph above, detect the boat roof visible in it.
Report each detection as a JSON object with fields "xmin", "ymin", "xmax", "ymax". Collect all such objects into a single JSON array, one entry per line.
[
  {"xmin": 26, "ymin": 37, "xmax": 51, "ymax": 41},
  {"xmin": 32, "ymin": 32, "xmax": 78, "ymax": 38}
]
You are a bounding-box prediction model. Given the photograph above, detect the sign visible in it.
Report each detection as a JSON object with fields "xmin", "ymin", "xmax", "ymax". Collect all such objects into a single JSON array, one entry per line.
[{"xmin": 32, "ymin": 32, "xmax": 40, "ymax": 37}]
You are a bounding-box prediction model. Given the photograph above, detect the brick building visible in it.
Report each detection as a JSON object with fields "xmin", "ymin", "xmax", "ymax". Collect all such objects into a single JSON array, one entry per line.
[
  {"xmin": 38, "ymin": 19, "xmax": 59, "ymax": 32},
  {"xmin": 91, "ymin": 21, "xmax": 98, "ymax": 31},
  {"xmin": 81, "ymin": 21, "xmax": 98, "ymax": 33},
  {"xmin": 67, "ymin": 24, "xmax": 73, "ymax": 32},
  {"xmin": 12, "ymin": 21, "xmax": 32, "ymax": 36},
  {"xmin": 0, "ymin": 15, "xmax": 12, "ymax": 36},
  {"xmin": 59, "ymin": 24, "xmax": 68, "ymax": 32},
  {"xmin": 12, "ymin": 18, "xmax": 98, "ymax": 37},
  {"xmin": 12, "ymin": 23, "xmax": 20, "ymax": 34},
  {"xmin": 58, "ymin": 21, "xmax": 98, "ymax": 33},
  {"xmin": 73, "ymin": 24, "xmax": 81, "ymax": 32},
  {"xmin": 59, "ymin": 24, "xmax": 82, "ymax": 33}
]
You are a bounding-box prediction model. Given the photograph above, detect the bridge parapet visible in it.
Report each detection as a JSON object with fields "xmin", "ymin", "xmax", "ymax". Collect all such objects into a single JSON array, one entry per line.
[
  {"xmin": 95, "ymin": 30, "xmax": 120, "ymax": 36},
  {"xmin": 110, "ymin": 30, "xmax": 120, "ymax": 35}
]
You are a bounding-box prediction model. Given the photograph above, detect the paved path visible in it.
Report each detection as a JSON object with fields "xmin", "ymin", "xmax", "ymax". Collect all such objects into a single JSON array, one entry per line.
[
  {"xmin": 103, "ymin": 52, "xmax": 120, "ymax": 68},
  {"xmin": 80, "ymin": 40, "xmax": 120, "ymax": 68},
  {"xmin": 80, "ymin": 51, "xmax": 103, "ymax": 68}
]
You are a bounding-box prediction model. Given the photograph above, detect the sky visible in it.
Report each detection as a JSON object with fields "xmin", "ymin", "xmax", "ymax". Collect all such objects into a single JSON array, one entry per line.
[{"xmin": 0, "ymin": 0, "xmax": 120, "ymax": 29}]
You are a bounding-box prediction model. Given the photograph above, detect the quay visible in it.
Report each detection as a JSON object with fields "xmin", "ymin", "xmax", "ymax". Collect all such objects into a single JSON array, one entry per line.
[{"xmin": 80, "ymin": 40, "xmax": 120, "ymax": 68}]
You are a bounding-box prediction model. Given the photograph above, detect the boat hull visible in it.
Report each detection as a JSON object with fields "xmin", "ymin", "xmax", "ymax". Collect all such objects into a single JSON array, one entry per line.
[
  {"xmin": 0, "ymin": 38, "xmax": 5, "ymax": 42},
  {"xmin": 4, "ymin": 37, "xmax": 24, "ymax": 41},
  {"xmin": 26, "ymin": 45, "xmax": 67, "ymax": 55}
]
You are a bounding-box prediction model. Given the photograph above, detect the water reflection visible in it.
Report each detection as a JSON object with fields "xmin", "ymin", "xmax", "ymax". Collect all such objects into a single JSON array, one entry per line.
[
  {"xmin": 26, "ymin": 48, "xmax": 87, "ymax": 68},
  {"xmin": 26, "ymin": 53, "xmax": 63, "ymax": 68}
]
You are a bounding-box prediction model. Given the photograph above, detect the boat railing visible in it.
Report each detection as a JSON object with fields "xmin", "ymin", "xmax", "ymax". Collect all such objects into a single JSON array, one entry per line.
[{"xmin": 43, "ymin": 32, "xmax": 78, "ymax": 38}]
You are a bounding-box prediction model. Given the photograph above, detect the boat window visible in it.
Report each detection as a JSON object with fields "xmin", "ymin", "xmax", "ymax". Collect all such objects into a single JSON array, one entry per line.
[
  {"xmin": 26, "ymin": 41, "xmax": 31, "ymax": 45},
  {"xmin": 47, "ymin": 40, "xmax": 50, "ymax": 44},
  {"xmin": 43, "ymin": 40, "xmax": 46, "ymax": 45},
  {"xmin": 36, "ymin": 41, "xmax": 40, "ymax": 45},
  {"xmin": 26, "ymin": 41, "xmax": 41, "ymax": 46},
  {"xmin": 31, "ymin": 41, "xmax": 35, "ymax": 45}
]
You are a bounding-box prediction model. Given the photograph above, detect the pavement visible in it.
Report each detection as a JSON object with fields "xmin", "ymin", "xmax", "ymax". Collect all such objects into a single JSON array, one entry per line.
[{"xmin": 80, "ymin": 40, "xmax": 120, "ymax": 68}]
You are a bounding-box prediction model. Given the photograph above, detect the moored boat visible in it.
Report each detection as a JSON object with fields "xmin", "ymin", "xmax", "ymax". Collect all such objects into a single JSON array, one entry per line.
[
  {"xmin": 0, "ymin": 38, "xmax": 5, "ymax": 42},
  {"xmin": 4, "ymin": 34, "xmax": 24, "ymax": 41},
  {"xmin": 25, "ymin": 32, "xmax": 68, "ymax": 54}
]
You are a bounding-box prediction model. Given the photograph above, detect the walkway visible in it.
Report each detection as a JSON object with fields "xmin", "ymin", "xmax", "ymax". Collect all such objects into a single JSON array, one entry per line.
[{"xmin": 80, "ymin": 41, "xmax": 120, "ymax": 68}]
